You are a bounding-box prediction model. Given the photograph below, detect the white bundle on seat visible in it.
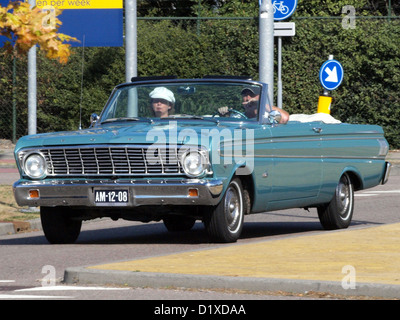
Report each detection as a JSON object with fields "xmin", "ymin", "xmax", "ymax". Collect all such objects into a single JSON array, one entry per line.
[{"xmin": 289, "ymin": 113, "xmax": 342, "ymax": 124}]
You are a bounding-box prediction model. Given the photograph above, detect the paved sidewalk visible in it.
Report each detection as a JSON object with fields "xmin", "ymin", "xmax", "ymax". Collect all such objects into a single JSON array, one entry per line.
[{"xmin": 65, "ymin": 223, "xmax": 400, "ymax": 299}]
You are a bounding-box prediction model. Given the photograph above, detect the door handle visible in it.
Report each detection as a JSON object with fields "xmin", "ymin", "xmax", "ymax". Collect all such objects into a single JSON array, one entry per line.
[{"xmin": 313, "ymin": 127, "xmax": 323, "ymax": 133}]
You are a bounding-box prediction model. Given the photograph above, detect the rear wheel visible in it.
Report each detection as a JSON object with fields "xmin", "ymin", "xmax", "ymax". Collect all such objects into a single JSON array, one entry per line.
[
  {"xmin": 40, "ymin": 207, "xmax": 82, "ymax": 244},
  {"xmin": 203, "ymin": 178, "xmax": 244, "ymax": 243},
  {"xmin": 318, "ymin": 173, "xmax": 354, "ymax": 230}
]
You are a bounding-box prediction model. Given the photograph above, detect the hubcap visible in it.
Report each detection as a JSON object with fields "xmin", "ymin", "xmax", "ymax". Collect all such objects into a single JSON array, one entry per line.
[
  {"xmin": 224, "ymin": 182, "xmax": 242, "ymax": 233},
  {"xmin": 337, "ymin": 175, "xmax": 353, "ymax": 220}
]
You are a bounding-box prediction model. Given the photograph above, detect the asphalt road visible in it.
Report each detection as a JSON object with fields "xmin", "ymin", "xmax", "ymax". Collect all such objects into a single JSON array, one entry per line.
[{"xmin": 0, "ymin": 175, "xmax": 399, "ymax": 301}]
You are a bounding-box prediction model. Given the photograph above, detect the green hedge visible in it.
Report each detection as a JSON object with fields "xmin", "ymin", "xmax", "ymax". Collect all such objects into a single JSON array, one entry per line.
[{"xmin": 0, "ymin": 10, "xmax": 399, "ymax": 148}]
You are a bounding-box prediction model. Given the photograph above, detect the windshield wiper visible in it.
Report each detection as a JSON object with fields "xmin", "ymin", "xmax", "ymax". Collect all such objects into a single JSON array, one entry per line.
[
  {"xmin": 101, "ymin": 117, "xmax": 154, "ymax": 124},
  {"xmin": 101, "ymin": 117, "xmax": 140, "ymax": 124}
]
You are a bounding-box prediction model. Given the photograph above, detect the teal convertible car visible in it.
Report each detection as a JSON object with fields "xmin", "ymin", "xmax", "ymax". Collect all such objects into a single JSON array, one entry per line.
[{"xmin": 13, "ymin": 77, "xmax": 391, "ymax": 244}]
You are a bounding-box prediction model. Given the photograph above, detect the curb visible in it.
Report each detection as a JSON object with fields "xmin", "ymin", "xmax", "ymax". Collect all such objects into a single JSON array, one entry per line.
[
  {"xmin": 63, "ymin": 267, "xmax": 400, "ymax": 299},
  {"xmin": 0, "ymin": 222, "xmax": 15, "ymax": 235},
  {"xmin": 0, "ymin": 219, "xmax": 41, "ymax": 236}
]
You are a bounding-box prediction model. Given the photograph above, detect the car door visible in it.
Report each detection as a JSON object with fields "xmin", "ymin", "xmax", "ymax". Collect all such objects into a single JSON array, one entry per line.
[{"xmin": 266, "ymin": 122, "xmax": 323, "ymax": 209}]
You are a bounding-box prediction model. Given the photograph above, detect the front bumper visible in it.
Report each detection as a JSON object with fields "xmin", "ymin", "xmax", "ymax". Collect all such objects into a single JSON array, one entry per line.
[
  {"xmin": 382, "ymin": 161, "xmax": 391, "ymax": 185},
  {"xmin": 13, "ymin": 178, "xmax": 225, "ymax": 207}
]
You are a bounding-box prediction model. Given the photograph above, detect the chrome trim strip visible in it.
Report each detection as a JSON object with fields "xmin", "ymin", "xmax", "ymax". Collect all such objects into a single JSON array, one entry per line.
[
  {"xmin": 222, "ymin": 154, "xmax": 386, "ymax": 160},
  {"xmin": 222, "ymin": 135, "xmax": 385, "ymax": 148}
]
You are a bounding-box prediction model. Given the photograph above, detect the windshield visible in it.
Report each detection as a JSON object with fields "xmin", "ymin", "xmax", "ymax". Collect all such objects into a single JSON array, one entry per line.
[{"xmin": 100, "ymin": 82, "xmax": 263, "ymax": 123}]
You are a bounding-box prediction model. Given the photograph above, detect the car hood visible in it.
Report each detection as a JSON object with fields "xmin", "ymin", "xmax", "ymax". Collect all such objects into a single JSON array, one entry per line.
[{"xmin": 15, "ymin": 121, "xmax": 256, "ymax": 151}]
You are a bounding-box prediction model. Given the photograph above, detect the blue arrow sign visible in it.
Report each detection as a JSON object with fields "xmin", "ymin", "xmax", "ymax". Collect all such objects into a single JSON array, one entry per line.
[
  {"xmin": 319, "ymin": 59, "xmax": 344, "ymax": 91},
  {"xmin": 272, "ymin": 0, "xmax": 298, "ymax": 21}
]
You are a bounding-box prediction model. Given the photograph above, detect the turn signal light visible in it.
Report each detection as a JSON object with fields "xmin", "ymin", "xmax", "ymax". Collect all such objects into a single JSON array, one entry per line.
[
  {"xmin": 28, "ymin": 189, "xmax": 40, "ymax": 199},
  {"xmin": 188, "ymin": 188, "xmax": 198, "ymax": 197}
]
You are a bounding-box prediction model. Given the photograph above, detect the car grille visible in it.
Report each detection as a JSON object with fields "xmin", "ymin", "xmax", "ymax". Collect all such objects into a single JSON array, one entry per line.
[{"xmin": 40, "ymin": 145, "xmax": 185, "ymax": 177}]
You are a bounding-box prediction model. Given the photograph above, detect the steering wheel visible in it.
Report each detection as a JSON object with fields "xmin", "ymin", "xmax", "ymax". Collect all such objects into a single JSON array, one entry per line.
[{"xmin": 213, "ymin": 108, "xmax": 248, "ymax": 119}]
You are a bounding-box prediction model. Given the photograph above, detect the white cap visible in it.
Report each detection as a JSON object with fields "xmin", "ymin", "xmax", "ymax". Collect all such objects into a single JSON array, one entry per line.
[{"xmin": 149, "ymin": 87, "xmax": 175, "ymax": 104}]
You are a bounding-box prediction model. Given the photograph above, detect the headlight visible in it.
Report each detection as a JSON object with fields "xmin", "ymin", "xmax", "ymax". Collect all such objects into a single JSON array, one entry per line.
[
  {"xmin": 181, "ymin": 149, "xmax": 209, "ymax": 178},
  {"xmin": 23, "ymin": 153, "xmax": 47, "ymax": 179}
]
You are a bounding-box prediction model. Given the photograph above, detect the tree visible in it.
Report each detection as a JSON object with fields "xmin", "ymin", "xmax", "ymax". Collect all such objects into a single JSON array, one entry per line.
[{"xmin": 0, "ymin": 1, "xmax": 77, "ymax": 63}]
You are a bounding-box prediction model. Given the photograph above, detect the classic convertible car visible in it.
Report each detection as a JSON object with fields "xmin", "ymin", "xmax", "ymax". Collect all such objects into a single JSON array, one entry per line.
[{"xmin": 13, "ymin": 77, "xmax": 391, "ymax": 244}]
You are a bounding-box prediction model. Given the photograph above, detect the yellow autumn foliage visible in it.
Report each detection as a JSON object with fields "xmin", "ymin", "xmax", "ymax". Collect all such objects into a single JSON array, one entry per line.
[{"xmin": 0, "ymin": 1, "xmax": 78, "ymax": 63}]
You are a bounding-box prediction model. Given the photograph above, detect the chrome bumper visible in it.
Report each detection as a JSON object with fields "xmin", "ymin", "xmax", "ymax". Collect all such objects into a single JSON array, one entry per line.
[
  {"xmin": 13, "ymin": 178, "xmax": 225, "ymax": 207},
  {"xmin": 382, "ymin": 161, "xmax": 391, "ymax": 185}
]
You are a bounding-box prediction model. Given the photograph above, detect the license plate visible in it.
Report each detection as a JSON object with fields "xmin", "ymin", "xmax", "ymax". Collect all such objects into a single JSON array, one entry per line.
[{"xmin": 94, "ymin": 190, "xmax": 129, "ymax": 204}]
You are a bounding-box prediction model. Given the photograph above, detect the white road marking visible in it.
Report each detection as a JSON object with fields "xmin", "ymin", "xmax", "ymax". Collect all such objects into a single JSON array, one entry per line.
[
  {"xmin": 15, "ymin": 285, "xmax": 130, "ymax": 292},
  {"xmin": 0, "ymin": 280, "xmax": 15, "ymax": 283},
  {"xmin": 367, "ymin": 190, "xmax": 400, "ymax": 193},
  {"xmin": 0, "ymin": 294, "xmax": 72, "ymax": 299},
  {"xmin": 0, "ymin": 285, "xmax": 129, "ymax": 299},
  {"xmin": 356, "ymin": 189, "xmax": 400, "ymax": 197}
]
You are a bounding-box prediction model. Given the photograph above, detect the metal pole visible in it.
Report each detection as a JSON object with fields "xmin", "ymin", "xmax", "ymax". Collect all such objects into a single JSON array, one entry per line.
[
  {"xmin": 125, "ymin": 0, "xmax": 138, "ymax": 117},
  {"xmin": 28, "ymin": 0, "xmax": 37, "ymax": 135},
  {"xmin": 277, "ymin": 36, "xmax": 282, "ymax": 109},
  {"xmin": 12, "ymin": 55, "xmax": 16, "ymax": 143},
  {"xmin": 125, "ymin": 0, "xmax": 137, "ymax": 82},
  {"xmin": 324, "ymin": 54, "xmax": 334, "ymax": 96},
  {"xmin": 259, "ymin": 0, "xmax": 274, "ymax": 106}
]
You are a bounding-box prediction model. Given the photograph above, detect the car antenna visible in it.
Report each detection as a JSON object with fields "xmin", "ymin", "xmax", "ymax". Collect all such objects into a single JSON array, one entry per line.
[{"xmin": 79, "ymin": 36, "xmax": 85, "ymax": 130}]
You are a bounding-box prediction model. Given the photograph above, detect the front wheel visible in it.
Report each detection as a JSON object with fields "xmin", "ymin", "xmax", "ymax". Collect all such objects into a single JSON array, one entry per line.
[
  {"xmin": 40, "ymin": 207, "xmax": 82, "ymax": 244},
  {"xmin": 203, "ymin": 178, "xmax": 244, "ymax": 243},
  {"xmin": 318, "ymin": 173, "xmax": 354, "ymax": 230}
]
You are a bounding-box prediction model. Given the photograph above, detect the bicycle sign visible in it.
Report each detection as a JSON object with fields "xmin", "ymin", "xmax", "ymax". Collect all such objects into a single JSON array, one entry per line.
[{"xmin": 272, "ymin": 0, "xmax": 297, "ymax": 21}]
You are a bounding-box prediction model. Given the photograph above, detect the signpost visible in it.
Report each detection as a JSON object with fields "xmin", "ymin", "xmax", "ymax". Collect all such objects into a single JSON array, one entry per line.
[
  {"xmin": 259, "ymin": 0, "xmax": 275, "ymax": 105},
  {"xmin": 272, "ymin": 0, "xmax": 297, "ymax": 110},
  {"xmin": 318, "ymin": 56, "xmax": 344, "ymax": 114},
  {"xmin": 259, "ymin": 0, "xmax": 297, "ymax": 109}
]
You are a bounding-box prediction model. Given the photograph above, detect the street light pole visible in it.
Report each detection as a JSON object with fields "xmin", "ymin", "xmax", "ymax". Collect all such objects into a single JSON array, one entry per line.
[
  {"xmin": 125, "ymin": 0, "xmax": 137, "ymax": 82},
  {"xmin": 28, "ymin": 0, "xmax": 37, "ymax": 135},
  {"xmin": 259, "ymin": 0, "xmax": 274, "ymax": 105}
]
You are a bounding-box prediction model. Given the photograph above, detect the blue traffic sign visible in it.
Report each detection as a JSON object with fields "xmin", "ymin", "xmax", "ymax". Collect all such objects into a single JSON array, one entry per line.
[
  {"xmin": 319, "ymin": 59, "xmax": 344, "ymax": 91},
  {"xmin": 272, "ymin": 0, "xmax": 298, "ymax": 21}
]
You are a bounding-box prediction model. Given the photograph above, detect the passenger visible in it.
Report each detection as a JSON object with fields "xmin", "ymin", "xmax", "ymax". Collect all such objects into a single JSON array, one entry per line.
[{"xmin": 149, "ymin": 87, "xmax": 175, "ymax": 118}]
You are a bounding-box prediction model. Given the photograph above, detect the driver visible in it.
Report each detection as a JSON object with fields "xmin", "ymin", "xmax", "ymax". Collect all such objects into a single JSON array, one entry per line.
[
  {"xmin": 218, "ymin": 87, "xmax": 289, "ymax": 124},
  {"xmin": 149, "ymin": 87, "xmax": 175, "ymax": 118}
]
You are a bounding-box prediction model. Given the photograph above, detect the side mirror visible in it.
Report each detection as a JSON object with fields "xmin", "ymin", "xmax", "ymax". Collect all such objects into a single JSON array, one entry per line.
[
  {"xmin": 90, "ymin": 113, "xmax": 99, "ymax": 127},
  {"xmin": 269, "ymin": 110, "xmax": 282, "ymax": 124}
]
